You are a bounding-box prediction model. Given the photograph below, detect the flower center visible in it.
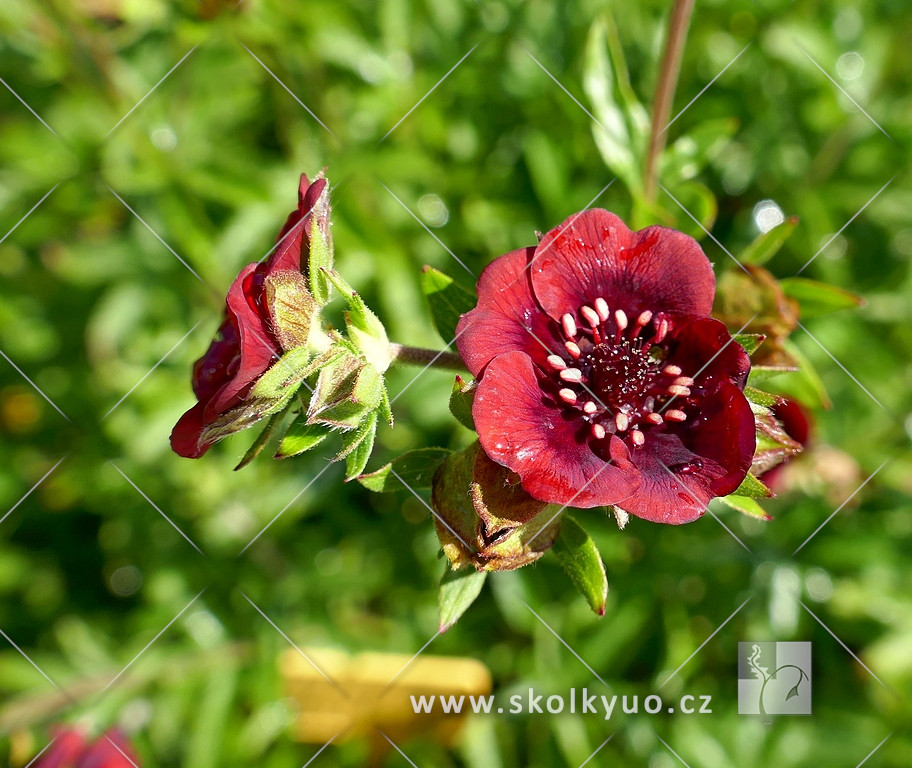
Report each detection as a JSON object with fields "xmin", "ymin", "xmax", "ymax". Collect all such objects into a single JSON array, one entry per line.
[{"xmin": 543, "ymin": 298, "xmax": 697, "ymax": 449}]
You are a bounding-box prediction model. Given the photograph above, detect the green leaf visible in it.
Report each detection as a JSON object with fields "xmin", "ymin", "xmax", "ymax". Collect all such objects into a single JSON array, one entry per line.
[
  {"xmin": 718, "ymin": 495, "xmax": 773, "ymax": 521},
  {"xmin": 551, "ymin": 515, "xmax": 609, "ymax": 616},
  {"xmin": 235, "ymin": 410, "xmax": 284, "ymax": 470},
  {"xmin": 275, "ymin": 416, "xmax": 333, "ymax": 459},
  {"xmin": 583, "ymin": 15, "xmax": 647, "ymax": 191},
  {"xmin": 343, "ymin": 412, "xmax": 377, "ymax": 480},
  {"xmin": 740, "ymin": 216, "xmax": 799, "ymax": 266},
  {"xmin": 357, "ymin": 447, "xmax": 451, "ymax": 492},
  {"xmin": 731, "ymin": 472, "xmax": 774, "ymax": 499},
  {"xmin": 779, "ymin": 277, "xmax": 864, "ymax": 319},
  {"xmin": 734, "ymin": 333, "xmax": 766, "ymax": 356},
  {"xmin": 744, "ymin": 386, "xmax": 781, "ymax": 408},
  {"xmin": 781, "ymin": 338, "xmax": 832, "ymax": 409},
  {"xmin": 438, "ymin": 566, "xmax": 487, "ymax": 632},
  {"xmin": 420, "ymin": 266, "xmax": 476, "ymax": 343},
  {"xmin": 449, "ymin": 375, "xmax": 476, "ymax": 431},
  {"xmin": 662, "ymin": 117, "xmax": 738, "ymax": 184}
]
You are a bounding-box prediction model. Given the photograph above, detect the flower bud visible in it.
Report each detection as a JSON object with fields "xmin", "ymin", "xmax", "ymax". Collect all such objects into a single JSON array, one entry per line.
[{"xmin": 431, "ymin": 442, "xmax": 562, "ymax": 571}]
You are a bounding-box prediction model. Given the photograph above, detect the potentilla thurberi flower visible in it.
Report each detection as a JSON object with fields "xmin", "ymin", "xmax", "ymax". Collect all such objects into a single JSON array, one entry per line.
[
  {"xmin": 171, "ymin": 173, "xmax": 329, "ymax": 458},
  {"xmin": 456, "ymin": 209, "xmax": 756, "ymax": 524}
]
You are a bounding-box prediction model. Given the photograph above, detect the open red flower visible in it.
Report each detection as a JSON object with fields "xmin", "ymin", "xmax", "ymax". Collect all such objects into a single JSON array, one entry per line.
[
  {"xmin": 456, "ymin": 209, "xmax": 756, "ymax": 524},
  {"xmin": 170, "ymin": 173, "xmax": 328, "ymax": 458}
]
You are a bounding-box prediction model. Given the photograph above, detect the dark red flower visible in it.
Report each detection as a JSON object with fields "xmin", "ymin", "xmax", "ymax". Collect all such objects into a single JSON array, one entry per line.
[
  {"xmin": 171, "ymin": 173, "xmax": 327, "ymax": 458},
  {"xmin": 456, "ymin": 209, "xmax": 756, "ymax": 524},
  {"xmin": 35, "ymin": 728, "xmax": 86, "ymax": 768},
  {"xmin": 757, "ymin": 397, "xmax": 812, "ymax": 490},
  {"xmin": 35, "ymin": 729, "xmax": 139, "ymax": 768}
]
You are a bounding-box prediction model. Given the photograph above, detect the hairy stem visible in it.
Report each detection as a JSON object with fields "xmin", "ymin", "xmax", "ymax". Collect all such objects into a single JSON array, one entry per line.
[
  {"xmin": 389, "ymin": 343, "xmax": 467, "ymax": 371},
  {"xmin": 643, "ymin": 0, "xmax": 696, "ymax": 203}
]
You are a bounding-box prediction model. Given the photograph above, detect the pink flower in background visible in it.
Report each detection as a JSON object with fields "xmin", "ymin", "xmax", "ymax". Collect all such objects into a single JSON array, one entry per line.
[{"xmin": 35, "ymin": 728, "xmax": 139, "ymax": 768}]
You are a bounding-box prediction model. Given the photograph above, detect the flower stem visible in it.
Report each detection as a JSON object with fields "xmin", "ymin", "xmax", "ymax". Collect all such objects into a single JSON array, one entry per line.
[
  {"xmin": 643, "ymin": 0, "xmax": 696, "ymax": 203},
  {"xmin": 388, "ymin": 343, "xmax": 467, "ymax": 371}
]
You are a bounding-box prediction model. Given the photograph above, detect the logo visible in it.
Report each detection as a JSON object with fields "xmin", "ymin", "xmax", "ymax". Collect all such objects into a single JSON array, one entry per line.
[{"xmin": 738, "ymin": 642, "xmax": 811, "ymax": 717}]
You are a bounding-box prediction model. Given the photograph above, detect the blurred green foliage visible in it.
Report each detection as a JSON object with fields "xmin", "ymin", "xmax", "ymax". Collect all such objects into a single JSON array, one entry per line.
[{"xmin": 1, "ymin": 0, "xmax": 910, "ymax": 766}]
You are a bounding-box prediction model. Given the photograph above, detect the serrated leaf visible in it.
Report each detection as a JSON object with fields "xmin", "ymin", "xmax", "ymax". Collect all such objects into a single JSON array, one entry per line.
[
  {"xmin": 343, "ymin": 412, "xmax": 377, "ymax": 479},
  {"xmin": 779, "ymin": 277, "xmax": 864, "ymax": 319},
  {"xmin": 744, "ymin": 386, "xmax": 781, "ymax": 408},
  {"xmin": 438, "ymin": 566, "xmax": 487, "ymax": 632},
  {"xmin": 740, "ymin": 216, "xmax": 799, "ymax": 265},
  {"xmin": 235, "ymin": 410, "xmax": 284, "ymax": 470},
  {"xmin": 731, "ymin": 472, "xmax": 774, "ymax": 499},
  {"xmin": 734, "ymin": 333, "xmax": 766, "ymax": 356},
  {"xmin": 552, "ymin": 515, "xmax": 608, "ymax": 615},
  {"xmin": 420, "ymin": 266, "xmax": 477, "ymax": 342},
  {"xmin": 718, "ymin": 494, "xmax": 773, "ymax": 521},
  {"xmin": 357, "ymin": 448, "xmax": 451, "ymax": 493},
  {"xmin": 449, "ymin": 375, "xmax": 476, "ymax": 430},
  {"xmin": 276, "ymin": 416, "xmax": 333, "ymax": 459}
]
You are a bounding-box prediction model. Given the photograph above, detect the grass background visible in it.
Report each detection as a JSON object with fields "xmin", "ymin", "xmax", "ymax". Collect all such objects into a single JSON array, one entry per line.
[{"xmin": 1, "ymin": 0, "xmax": 910, "ymax": 765}]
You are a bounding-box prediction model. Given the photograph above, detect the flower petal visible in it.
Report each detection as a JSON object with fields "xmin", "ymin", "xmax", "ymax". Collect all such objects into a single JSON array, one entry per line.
[
  {"xmin": 619, "ymin": 380, "xmax": 755, "ymax": 524},
  {"xmin": 666, "ymin": 317, "xmax": 751, "ymax": 389},
  {"xmin": 531, "ymin": 209, "xmax": 715, "ymax": 321},
  {"xmin": 204, "ymin": 263, "xmax": 280, "ymax": 420},
  {"xmin": 456, "ymin": 247, "xmax": 562, "ymax": 376},
  {"xmin": 473, "ymin": 350, "xmax": 640, "ymax": 508},
  {"xmin": 270, "ymin": 175, "xmax": 328, "ymax": 273},
  {"xmin": 170, "ymin": 401, "xmax": 211, "ymax": 458}
]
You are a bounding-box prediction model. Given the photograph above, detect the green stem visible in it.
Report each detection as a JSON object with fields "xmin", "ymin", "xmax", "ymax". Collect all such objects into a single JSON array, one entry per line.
[
  {"xmin": 643, "ymin": 0, "xmax": 696, "ymax": 203},
  {"xmin": 388, "ymin": 343, "xmax": 467, "ymax": 371}
]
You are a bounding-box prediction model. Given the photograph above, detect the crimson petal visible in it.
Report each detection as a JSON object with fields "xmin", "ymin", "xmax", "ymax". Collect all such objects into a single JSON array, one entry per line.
[
  {"xmin": 473, "ymin": 350, "xmax": 641, "ymax": 508},
  {"xmin": 531, "ymin": 209, "xmax": 715, "ymax": 322},
  {"xmin": 620, "ymin": 380, "xmax": 755, "ymax": 523},
  {"xmin": 665, "ymin": 317, "xmax": 751, "ymax": 389},
  {"xmin": 204, "ymin": 263, "xmax": 279, "ymax": 419},
  {"xmin": 456, "ymin": 247, "xmax": 562, "ymax": 376}
]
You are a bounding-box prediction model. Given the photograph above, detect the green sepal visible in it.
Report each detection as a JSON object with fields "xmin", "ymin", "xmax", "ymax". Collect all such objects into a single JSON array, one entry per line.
[
  {"xmin": 235, "ymin": 410, "xmax": 285, "ymax": 470},
  {"xmin": 420, "ymin": 265, "xmax": 477, "ymax": 343},
  {"xmin": 307, "ymin": 181, "xmax": 333, "ymax": 305},
  {"xmin": 344, "ymin": 413, "xmax": 378, "ymax": 480},
  {"xmin": 322, "ymin": 268, "xmax": 391, "ymax": 372},
  {"xmin": 357, "ymin": 447, "xmax": 451, "ymax": 493},
  {"xmin": 734, "ymin": 333, "xmax": 766, "ymax": 357},
  {"xmin": 337, "ymin": 409, "xmax": 377, "ymax": 461},
  {"xmin": 744, "ymin": 386, "xmax": 781, "ymax": 408},
  {"xmin": 275, "ymin": 416, "xmax": 333, "ymax": 459},
  {"xmin": 307, "ymin": 354, "xmax": 384, "ymax": 430},
  {"xmin": 740, "ymin": 216, "xmax": 799, "ymax": 266},
  {"xmin": 449, "ymin": 375, "xmax": 476, "ymax": 431},
  {"xmin": 264, "ymin": 271, "xmax": 319, "ymax": 351},
  {"xmin": 552, "ymin": 515, "xmax": 609, "ymax": 616},
  {"xmin": 718, "ymin": 494, "xmax": 773, "ymax": 521},
  {"xmin": 730, "ymin": 472, "xmax": 774, "ymax": 499},
  {"xmin": 779, "ymin": 277, "xmax": 864, "ymax": 319},
  {"xmin": 438, "ymin": 566, "xmax": 487, "ymax": 633}
]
